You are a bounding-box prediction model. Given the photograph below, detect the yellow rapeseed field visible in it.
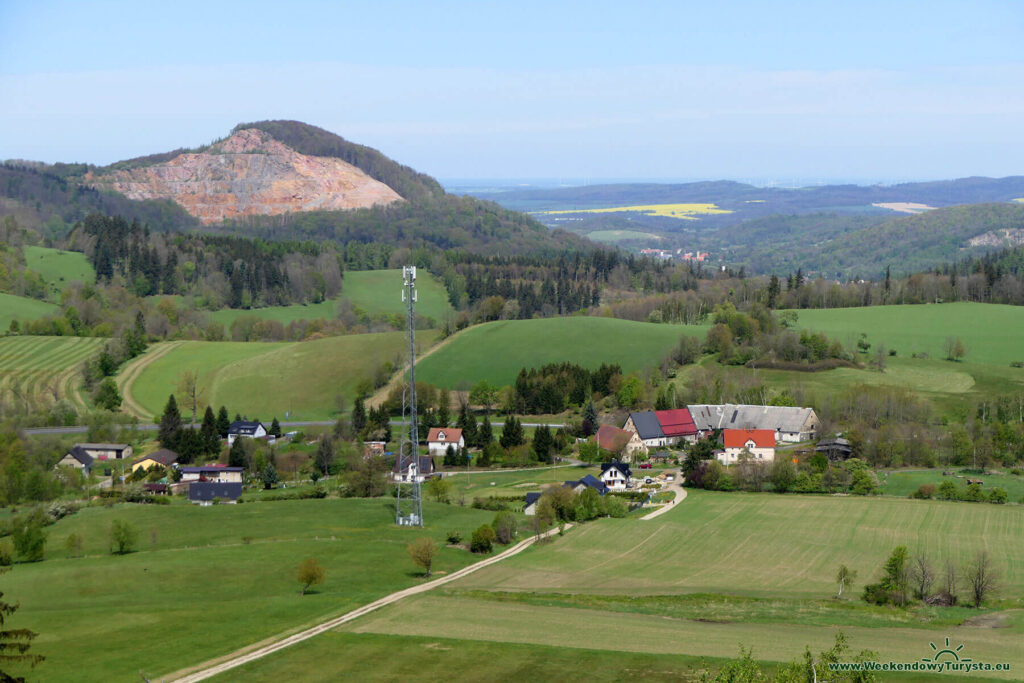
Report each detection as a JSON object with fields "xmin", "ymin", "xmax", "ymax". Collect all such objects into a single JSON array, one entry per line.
[{"xmin": 538, "ymin": 202, "xmax": 732, "ymax": 219}]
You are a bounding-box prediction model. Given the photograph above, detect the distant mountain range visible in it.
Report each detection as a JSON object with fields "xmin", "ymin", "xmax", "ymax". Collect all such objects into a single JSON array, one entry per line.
[{"xmin": 1, "ymin": 121, "xmax": 583, "ymax": 254}]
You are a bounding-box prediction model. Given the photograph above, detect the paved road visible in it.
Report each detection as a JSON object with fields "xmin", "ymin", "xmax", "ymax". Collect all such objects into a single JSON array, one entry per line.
[
  {"xmin": 167, "ymin": 523, "xmax": 570, "ymax": 682},
  {"xmin": 22, "ymin": 419, "xmax": 566, "ymax": 436}
]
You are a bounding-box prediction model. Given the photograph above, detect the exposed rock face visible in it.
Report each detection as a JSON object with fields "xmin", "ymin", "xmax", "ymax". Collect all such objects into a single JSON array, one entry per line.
[
  {"xmin": 92, "ymin": 128, "xmax": 403, "ymax": 224},
  {"xmin": 968, "ymin": 228, "xmax": 1024, "ymax": 248}
]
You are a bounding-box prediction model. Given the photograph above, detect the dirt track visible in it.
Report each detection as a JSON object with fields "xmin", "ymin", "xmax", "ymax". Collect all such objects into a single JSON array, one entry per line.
[
  {"xmin": 166, "ymin": 524, "xmax": 569, "ymax": 682},
  {"xmin": 116, "ymin": 341, "xmax": 183, "ymax": 419}
]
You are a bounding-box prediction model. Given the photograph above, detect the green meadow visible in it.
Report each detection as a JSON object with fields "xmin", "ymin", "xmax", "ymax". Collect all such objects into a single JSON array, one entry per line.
[
  {"xmin": 416, "ymin": 316, "xmax": 708, "ymax": 388},
  {"xmin": 0, "ymin": 499, "xmax": 497, "ymax": 683},
  {"xmin": 231, "ymin": 491, "xmax": 1024, "ymax": 681},
  {"xmin": 206, "ymin": 269, "xmax": 452, "ymax": 328},
  {"xmin": 790, "ymin": 303, "xmax": 1024, "ymax": 367},
  {"xmin": 23, "ymin": 246, "xmax": 95, "ymax": 298},
  {"xmin": 0, "ymin": 291, "xmax": 59, "ymax": 329},
  {"xmin": 122, "ymin": 330, "xmax": 438, "ymax": 420},
  {"xmin": 879, "ymin": 468, "xmax": 1024, "ymax": 501}
]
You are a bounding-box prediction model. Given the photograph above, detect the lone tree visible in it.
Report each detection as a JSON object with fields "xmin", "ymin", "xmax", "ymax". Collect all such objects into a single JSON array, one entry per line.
[
  {"xmin": 261, "ymin": 464, "xmax": 278, "ymax": 490},
  {"xmin": 109, "ymin": 519, "xmax": 137, "ymax": 555},
  {"xmin": 945, "ymin": 336, "xmax": 967, "ymax": 362},
  {"xmin": 0, "ymin": 570, "xmax": 45, "ymax": 679},
  {"xmin": 176, "ymin": 369, "xmax": 206, "ymax": 424},
  {"xmin": 158, "ymin": 394, "xmax": 183, "ymax": 449},
  {"xmin": 963, "ymin": 550, "xmax": 999, "ymax": 607},
  {"xmin": 910, "ymin": 552, "xmax": 935, "ymax": 600},
  {"xmin": 835, "ymin": 564, "xmax": 857, "ymax": 599},
  {"xmin": 297, "ymin": 558, "xmax": 325, "ymax": 595},
  {"xmin": 407, "ymin": 537, "xmax": 437, "ymax": 577},
  {"xmin": 582, "ymin": 400, "xmax": 598, "ymax": 437}
]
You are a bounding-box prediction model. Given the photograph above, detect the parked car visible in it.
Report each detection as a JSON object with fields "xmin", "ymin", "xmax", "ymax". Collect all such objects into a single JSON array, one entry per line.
[{"xmin": 639, "ymin": 462, "xmax": 653, "ymax": 469}]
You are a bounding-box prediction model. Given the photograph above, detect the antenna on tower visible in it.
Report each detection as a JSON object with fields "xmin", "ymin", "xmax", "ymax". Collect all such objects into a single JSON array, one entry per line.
[{"xmin": 395, "ymin": 266, "xmax": 423, "ymax": 527}]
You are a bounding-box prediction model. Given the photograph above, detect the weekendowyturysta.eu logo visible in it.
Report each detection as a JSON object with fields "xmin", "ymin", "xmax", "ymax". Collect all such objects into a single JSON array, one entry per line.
[{"xmin": 829, "ymin": 637, "xmax": 1011, "ymax": 674}]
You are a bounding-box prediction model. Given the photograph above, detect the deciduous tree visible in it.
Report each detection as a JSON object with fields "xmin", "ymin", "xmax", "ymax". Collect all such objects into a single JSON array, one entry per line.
[
  {"xmin": 407, "ymin": 537, "xmax": 437, "ymax": 577},
  {"xmin": 297, "ymin": 558, "xmax": 325, "ymax": 595}
]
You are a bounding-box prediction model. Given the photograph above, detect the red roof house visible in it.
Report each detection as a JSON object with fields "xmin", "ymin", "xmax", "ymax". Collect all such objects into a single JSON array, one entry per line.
[
  {"xmin": 654, "ymin": 409, "xmax": 698, "ymax": 441},
  {"xmin": 722, "ymin": 429, "xmax": 775, "ymax": 449},
  {"xmin": 426, "ymin": 427, "xmax": 464, "ymax": 456}
]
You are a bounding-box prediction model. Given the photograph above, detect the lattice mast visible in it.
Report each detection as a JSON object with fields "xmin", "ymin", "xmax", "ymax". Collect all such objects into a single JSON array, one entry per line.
[{"xmin": 395, "ymin": 265, "xmax": 423, "ymax": 527}]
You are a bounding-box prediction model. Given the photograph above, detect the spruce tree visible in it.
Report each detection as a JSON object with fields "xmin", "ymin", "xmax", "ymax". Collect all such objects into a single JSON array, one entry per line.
[
  {"xmin": 479, "ymin": 414, "xmax": 494, "ymax": 446},
  {"xmin": 0, "ymin": 571, "xmax": 44, "ymax": 675},
  {"xmin": 582, "ymin": 400, "xmax": 598, "ymax": 437},
  {"xmin": 437, "ymin": 388, "xmax": 450, "ymax": 427},
  {"xmin": 352, "ymin": 396, "xmax": 367, "ymax": 435},
  {"xmin": 228, "ymin": 438, "xmax": 248, "ymax": 469},
  {"xmin": 200, "ymin": 406, "xmax": 220, "ymax": 456},
  {"xmin": 532, "ymin": 425, "xmax": 553, "ymax": 462},
  {"xmin": 457, "ymin": 403, "xmax": 478, "ymax": 447},
  {"xmin": 158, "ymin": 394, "xmax": 182, "ymax": 449},
  {"xmin": 217, "ymin": 406, "xmax": 231, "ymax": 438},
  {"xmin": 270, "ymin": 417, "xmax": 282, "ymax": 438}
]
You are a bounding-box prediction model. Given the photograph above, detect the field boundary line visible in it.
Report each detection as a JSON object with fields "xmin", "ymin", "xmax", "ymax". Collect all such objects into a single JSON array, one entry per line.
[
  {"xmin": 117, "ymin": 341, "xmax": 183, "ymax": 418},
  {"xmin": 366, "ymin": 328, "xmax": 467, "ymax": 409},
  {"xmin": 165, "ymin": 524, "xmax": 570, "ymax": 682}
]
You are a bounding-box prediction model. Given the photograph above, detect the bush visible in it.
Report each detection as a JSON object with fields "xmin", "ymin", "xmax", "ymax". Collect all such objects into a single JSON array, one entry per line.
[
  {"xmin": 0, "ymin": 545, "xmax": 12, "ymax": 566},
  {"xmin": 911, "ymin": 484, "xmax": 936, "ymax": 500},
  {"xmin": 11, "ymin": 510, "xmax": 47, "ymax": 562},
  {"xmin": 937, "ymin": 480, "xmax": 959, "ymax": 500},
  {"xmin": 46, "ymin": 501, "xmax": 80, "ymax": 521},
  {"xmin": 604, "ymin": 496, "xmax": 628, "ymax": 518},
  {"xmin": 446, "ymin": 530, "xmax": 463, "ymax": 545},
  {"xmin": 109, "ymin": 519, "xmax": 137, "ymax": 554},
  {"xmin": 492, "ymin": 511, "xmax": 518, "ymax": 544},
  {"xmin": 862, "ymin": 583, "xmax": 891, "ymax": 605},
  {"xmin": 470, "ymin": 524, "xmax": 496, "ymax": 553},
  {"xmin": 962, "ymin": 482, "xmax": 985, "ymax": 502},
  {"xmin": 770, "ymin": 459, "xmax": 797, "ymax": 493},
  {"xmin": 850, "ymin": 469, "xmax": 878, "ymax": 495},
  {"xmin": 988, "ymin": 487, "xmax": 1008, "ymax": 504}
]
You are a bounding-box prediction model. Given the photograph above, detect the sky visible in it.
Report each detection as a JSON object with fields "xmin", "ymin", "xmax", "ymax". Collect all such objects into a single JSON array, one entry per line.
[{"xmin": 1, "ymin": 0, "xmax": 1022, "ymax": 183}]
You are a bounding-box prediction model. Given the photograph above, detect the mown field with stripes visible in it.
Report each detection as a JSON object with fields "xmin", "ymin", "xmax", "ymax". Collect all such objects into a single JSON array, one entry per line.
[{"xmin": 0, "ymin": 336, "xmax": 104, "ymax": 413}]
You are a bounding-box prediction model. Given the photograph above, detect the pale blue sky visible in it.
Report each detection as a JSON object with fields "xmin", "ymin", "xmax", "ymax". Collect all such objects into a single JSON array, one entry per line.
[{"xmin": 1, "ymin": 0, "xmax": 1022, "ymax": 181}]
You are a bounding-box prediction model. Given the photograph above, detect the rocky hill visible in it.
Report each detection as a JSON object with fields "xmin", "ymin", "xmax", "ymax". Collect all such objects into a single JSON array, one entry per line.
[
  {"xmin": 1, "ymin": 121, "xmax": 587, "ymax": 254},
  {"xmin": 88, "ymin": 127, "xmax": 403, "ymax": 224}
]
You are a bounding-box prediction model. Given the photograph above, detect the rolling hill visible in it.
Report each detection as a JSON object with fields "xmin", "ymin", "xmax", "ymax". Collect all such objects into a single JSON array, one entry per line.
[{"xmin": 2, "ymin": 121, "xmax": 586, "ymax": 255}]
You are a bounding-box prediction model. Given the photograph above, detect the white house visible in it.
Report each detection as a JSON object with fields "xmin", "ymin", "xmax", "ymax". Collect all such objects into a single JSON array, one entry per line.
[
  {"xmin": 718, "ymin": 429, "xmax": 776, "ymax": 465},
  {"xmin": 227, "ymin": 420, "xmax": 267, "ymax": 445},
  {"xmin": 426, "ymin": 428, "xmax": 464, "ymax": 456},
  {"xmin": 599, "ymin": 462, "xmax": 632, "ymax": 491},
  {"xmin": 392, "ymin": 456, "xmax": 435, "ymax": 483},
  {"xmin": 178, "ymin": 465, "xmax": 245, "ymax": 483}
]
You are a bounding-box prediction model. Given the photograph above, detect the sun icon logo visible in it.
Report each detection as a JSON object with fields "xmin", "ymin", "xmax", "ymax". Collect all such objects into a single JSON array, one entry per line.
[{"xmin": 923, "ymin": 637, "xmax": 972, "ymax": 663}]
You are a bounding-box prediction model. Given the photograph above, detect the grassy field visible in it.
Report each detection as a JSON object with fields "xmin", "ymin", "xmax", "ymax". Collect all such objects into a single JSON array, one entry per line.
[
  {"xmin": 586, "ymin": 229, "xmax": 664, "ymax": 243},
  {"xmin": 329, "ymin": 491, "xmax": 1024, "ymax": 678},
  {"xmin": 0, "ymin": 292, "xmax": 59, "ymax": 329},
  {"xmin": 443, "ymin": 464, "xmax": 601, "ymax": 501},
  {"xmin": 450, "ymin": 490, "xmax": 1024, "ymax": 597},
  {"xmin": 122, "ymin": 331, "xmax": 438, "ymax": 420},
  {"xmin": 0, "ymin": 335, "xmax": 104, "ymax": 412},
  {"xmin": 416, "ymin": 317, "xmax": 707, "ymax": 388},
  {"xmin": 23, "ymin": 246, "xmax": 95, "ymax": 298},
  {"xmin": 879, "ymin": 468, "xmax": 1024, "ymax": 501},
  {"xmin": 790, "ymin": 303, "xmax": 1024, "ymax": 367},
  {"xmin": 207, "ymin": 269, "xmax": 452, "ymax": 328},
  {"xmin": 540, "ymin": 203, "xmax": 733, "ymax": 219},
  {"xmin": 0, "ymin": 498, "xmax": 497, "ymax": 683}
]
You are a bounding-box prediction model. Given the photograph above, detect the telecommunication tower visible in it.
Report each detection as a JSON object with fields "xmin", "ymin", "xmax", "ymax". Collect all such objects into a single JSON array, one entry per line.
[{"xmin": 395, "ymin": 266, "xmax": 423, "ymax": 527}]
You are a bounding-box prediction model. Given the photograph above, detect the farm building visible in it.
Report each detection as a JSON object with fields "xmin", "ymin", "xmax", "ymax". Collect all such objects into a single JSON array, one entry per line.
[
  {"xmin": 426, "ymin": 428, "xmax": 464, "ymax": 456},
  {"xmin": 523, "ymin": 492, "xmax": 542, "ymax": 516},
  {"xmin": 227, "ymin": 420, "xmax": 267, "ymax": 445},
  {"xmin": 131, "ymin": 449, "xmax": 178, "ymax": 473},
  {"xmin": 179, "ymin": 465, "xmax": 244, "ymax": 483},
  {"xmin": 188, "ymin": 481, "xmax": 242, "ymax": 505},
  {"xmin": 600, "ymin": 462, "xmax": 632, "ymax": 491},
  {"xmin": 622, "ymin": 412, "xmax": 668, "ymax": 448},
  {"xmin": 56, "ymin": 446, "xmax": 93, "ymax": 475},
  {"xmin": 564, "ymin": 474, "xmax": 608, "ymax": 495},
  {"xmin": 718, "ymin": 429, "xmax": 776, "ymax": 465},
  {"xmin": 689, "ymin": 404, "xmax": 819, "ymax": 442},
  {"xmin": 69, "ymin": 443, "xmax": 133, "ymax": 461},
  {"xmin": 392, "ymin": 455, "xmax": 435, "ymax": 483},
  {"xmin": 593, "ymin": 424, "xmax": 645, "ymax": 461},
  {"xmin": 654, "ymin": 408, "xmax": 698, "ymax": 444},
  {"xmin": 816, "ymin": 437, "xmax": 853, "ymax": 461}
]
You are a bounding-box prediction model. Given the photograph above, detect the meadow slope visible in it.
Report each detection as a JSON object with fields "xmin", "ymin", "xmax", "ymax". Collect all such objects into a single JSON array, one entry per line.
[
  {"xmin": 122, "ymin": 331, "xmax": 438, "ymax": 420},
  {"xmin": 415, "ymin": 317, "xmax": 708, "ymax": 388}
]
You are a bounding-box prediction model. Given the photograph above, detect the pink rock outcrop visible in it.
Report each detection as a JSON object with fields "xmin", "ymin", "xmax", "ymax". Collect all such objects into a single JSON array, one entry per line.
[{"xmin": 93, "ymin": 128, "xmax": 403, "ymax": 224}]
